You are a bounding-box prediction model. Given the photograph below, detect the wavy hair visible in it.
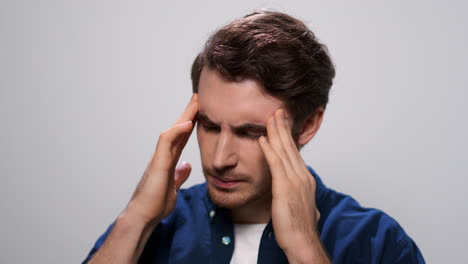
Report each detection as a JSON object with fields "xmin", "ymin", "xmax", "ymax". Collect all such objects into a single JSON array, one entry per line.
[{"xmin": 191, "ymin": 10, "xmax": 335, "ymax": 139}]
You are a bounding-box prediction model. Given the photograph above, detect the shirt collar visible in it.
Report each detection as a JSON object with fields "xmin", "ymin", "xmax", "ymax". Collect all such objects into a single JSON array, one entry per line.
[{"xmin": 306, "ymin": 165, "xmax": 327, "ymax": 204}]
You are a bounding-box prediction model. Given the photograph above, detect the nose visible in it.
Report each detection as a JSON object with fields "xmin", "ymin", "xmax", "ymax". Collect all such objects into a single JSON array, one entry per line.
[{"xmin": 212, "ymin": 130, "xmax": 238, "ymax": 173}]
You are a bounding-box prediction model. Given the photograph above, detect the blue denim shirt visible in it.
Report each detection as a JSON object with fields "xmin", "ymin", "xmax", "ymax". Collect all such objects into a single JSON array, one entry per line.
[{"xmin": 83, "ymin": 166, "xmax": 425, "ymax": 263}]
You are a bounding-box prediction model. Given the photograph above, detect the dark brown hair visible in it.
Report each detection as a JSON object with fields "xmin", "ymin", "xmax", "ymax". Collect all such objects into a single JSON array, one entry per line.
[{"xmin": 191, "ymin": 10, "xmax": 335, "ymax": 139}]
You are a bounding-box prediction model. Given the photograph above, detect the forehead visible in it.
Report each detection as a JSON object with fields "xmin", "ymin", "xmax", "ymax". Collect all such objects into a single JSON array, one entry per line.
[{"xmin": 198, "ymin": 67, "xmax": 282, "ymax": 125}]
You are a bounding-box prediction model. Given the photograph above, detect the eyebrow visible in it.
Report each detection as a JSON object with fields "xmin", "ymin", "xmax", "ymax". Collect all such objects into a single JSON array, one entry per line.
[{"xmin": 197, "ymin": 112, "xmax": 267, "ymax": 133}]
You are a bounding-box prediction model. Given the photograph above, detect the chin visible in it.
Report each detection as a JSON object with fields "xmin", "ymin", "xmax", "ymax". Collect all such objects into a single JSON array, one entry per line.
[
  {"xmin": 207, "ymin": 185, "xmax": 254, "ymax": 209},
  {"xmin": 202, "ymin": 167, "xmax": 273, "ymax": 209},
  {"xmin": 206, "ymin": 181, "xmax": 272, "ymax": 210}
]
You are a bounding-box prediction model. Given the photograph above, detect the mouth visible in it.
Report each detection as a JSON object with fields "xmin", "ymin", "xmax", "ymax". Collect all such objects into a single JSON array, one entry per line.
[{"xmin": 210, "ymin": 175, "xmax": 244, "ymax": 189}]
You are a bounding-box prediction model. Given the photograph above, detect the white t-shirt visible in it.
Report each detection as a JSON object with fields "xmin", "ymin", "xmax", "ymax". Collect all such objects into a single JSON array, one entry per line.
[{"xmin": 230, "ymin": 223, "xmax": 268, "ymax": 264}]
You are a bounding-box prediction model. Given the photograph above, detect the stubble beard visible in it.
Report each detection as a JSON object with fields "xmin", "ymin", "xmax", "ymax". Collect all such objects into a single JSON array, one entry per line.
[{"xmin": 203, "ymin": 168, "xmax": 272, "ymax": 209}]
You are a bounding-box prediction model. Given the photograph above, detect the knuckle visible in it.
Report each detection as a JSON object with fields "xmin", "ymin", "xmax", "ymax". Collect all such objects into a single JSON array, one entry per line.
[
  {"xmin": 269, "ymin": 153, "xmax": 281, "ymax": 164},
  {"xmin": 286, "ymin": 181, "xmax": 297, "ymax": 191},
  {"xmin": 279, "ymin": 149, "xmax": 288, "ymax": 160},
  {"xmin": 159, "ymin": 131, "xmax": 169, "ymax": 140},
  {"xmin": 160, "ymin": 128, "xmax": 178, "ymax": 142},
  {"xmin": 290, "ymin": 179, "xmax": 299, "ymax": 189},
  {"xmin": 286, "ymin": 140, "xmax": 296, "ymax": 151}
]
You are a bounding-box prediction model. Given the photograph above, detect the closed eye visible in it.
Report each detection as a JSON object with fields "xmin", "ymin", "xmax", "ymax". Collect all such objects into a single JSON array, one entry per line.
[
  {"xmin": 203, "ymin": 125, "xmax": 220, "ymax": 131},
  {"xmin": 237, "ymin": 130, "xmax": 265, "ymax": 140},
  {"xmin": 199, "ymin": 120, "xmax": 220, "ymax": 132}
]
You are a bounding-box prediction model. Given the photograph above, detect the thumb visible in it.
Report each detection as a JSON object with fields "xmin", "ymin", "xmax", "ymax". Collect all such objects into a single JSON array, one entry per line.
[{"xmin": 174, "ymin": 161, "xmax": 192, "ymax": 191}]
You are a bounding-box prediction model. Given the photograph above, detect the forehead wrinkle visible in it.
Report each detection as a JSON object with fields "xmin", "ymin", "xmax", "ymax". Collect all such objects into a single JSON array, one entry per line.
[
  {"xmin": 198, "ymin": 94, "xmax": 282, "ymax": 127},
  {"xmin": 198, "ymin": 67, "xmax": 285, "ymax": 128},
  {"xmin": 197, "ymin": 111, "xmax": 267, "ymax": 130}
]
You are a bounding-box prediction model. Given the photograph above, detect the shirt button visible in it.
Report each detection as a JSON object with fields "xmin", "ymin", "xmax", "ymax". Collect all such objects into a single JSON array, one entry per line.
[
  {"xmin": 209, "ymin": 210, "xmax": 216, "ymax": 218},
  {"xmin": 222, "ymin": 236, "xmax": 231, "ymax": 245},
  {"xmin": 268, "ymin": 231, "xmax": 272, "ymax": 238}
]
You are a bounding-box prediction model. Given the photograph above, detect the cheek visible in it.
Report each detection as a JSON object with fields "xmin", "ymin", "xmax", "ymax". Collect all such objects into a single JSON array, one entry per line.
[{"xmin": 238, "ymin": 140, "xmax": 268, "ymax": 170}]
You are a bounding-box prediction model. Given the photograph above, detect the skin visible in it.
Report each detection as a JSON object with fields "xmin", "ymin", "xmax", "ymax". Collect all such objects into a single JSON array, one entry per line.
[
  {"xmin": 258, "ymin": 109, "xmax": 329, "ymax": 263},
  {"xmin": 89, "ymin": 95, "xmax": 199, "ymax": 264},
  {"xmin": 198, "ymin": 67, "xmax": 329, "ymax": 262},
  {"xmin": 196, "ymin": 66, "xmax": 282, "ymax": 223},
  {"xmin": 88, "ymin": 67, "xmax": 330, "ymax": 263}
]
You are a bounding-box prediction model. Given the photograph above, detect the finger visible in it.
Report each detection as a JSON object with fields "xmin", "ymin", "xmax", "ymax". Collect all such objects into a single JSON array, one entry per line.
[
  {"xmin": 266, "ymin": 112, "xmax": 295, "ymax": 179},
  {"xmin": 175, "ymin": 94, "xmax": 198, "ymax": 153},
  {"xmin": 169, "ymin": 122, "xmax": 194, "ymax": 163},
  {"xmin": 174, "ymin": 93, "xmax": 199, "ymax": 126},
  {"xmin": 258, "ymin": 136, "xmax": 288, "ymax": 186},
  {"xmin": 275, "ymin": 109, "xmax": 307, "ymax": 178},
  {"xmin": 266, "ymin": 115, "xmax": 284, "ymax": 157},
  {"xmin": 160, "ymin": 121, "xmax": 194, "ymax": 146},
  {"xmin": 174, "ymin": 121, "xmax": 196, "ymax": 159},
  {"xmin": 174, "ymin": 161, "xmax": 192, "ymax": 191},
  {"xmin": 154, "ymin": 121, "xmax": 194, "ymax": 171}
]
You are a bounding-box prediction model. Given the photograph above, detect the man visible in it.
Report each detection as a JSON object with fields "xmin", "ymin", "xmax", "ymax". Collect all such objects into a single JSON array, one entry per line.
[{"xmin": 83, "ymin": 11, "xmax": 425, "ymax": 263}]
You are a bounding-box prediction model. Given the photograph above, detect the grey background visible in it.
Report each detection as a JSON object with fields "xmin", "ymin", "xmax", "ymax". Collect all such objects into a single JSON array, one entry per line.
[{"xmin": 1, "ymin": 0, "xmax": 467, "ymax": 263}]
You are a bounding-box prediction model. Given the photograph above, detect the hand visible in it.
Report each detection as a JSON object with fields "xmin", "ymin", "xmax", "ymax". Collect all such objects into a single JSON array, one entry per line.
[
  {"xmin": 126, "ymin": 94, "xmax": 199, "ymax": 225},
  {"xmin": 258, "ymin": 109, "xmax": 328, "ymax": 263}
]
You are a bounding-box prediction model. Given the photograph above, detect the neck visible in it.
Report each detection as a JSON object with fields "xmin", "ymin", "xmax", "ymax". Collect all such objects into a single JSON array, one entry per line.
[{"xmin": 229, "ymin": 191, "xmax": 272, "ymax": 224}]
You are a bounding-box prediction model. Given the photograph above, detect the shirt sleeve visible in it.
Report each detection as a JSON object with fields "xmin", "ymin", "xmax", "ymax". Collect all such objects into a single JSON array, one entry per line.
[
  {"xmin": 386, "ymin": 233, "xmax": 426, "ymax": 264},
  {"xmin": 81, "ymin": 222, "xmax": 115, "ymax": 264}
]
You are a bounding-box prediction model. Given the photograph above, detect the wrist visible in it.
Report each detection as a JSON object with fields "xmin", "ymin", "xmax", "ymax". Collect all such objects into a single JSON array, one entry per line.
[
  {"xmin": 88, "ymin": 206, "xmax": 159, "ymax": 263},
  {"xmin": 282, "ymin": 231, "xmax": 330, "ymax": 264},
  {"xmin": 124, "ymin": 199, "xmax": 163, "ymax": 227},
  {"xmin": 121, "ymin": 204, "xmax": 160, "ymax": 231}
]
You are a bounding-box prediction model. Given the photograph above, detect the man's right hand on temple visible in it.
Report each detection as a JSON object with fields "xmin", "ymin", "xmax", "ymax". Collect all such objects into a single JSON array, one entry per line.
[
  {"xmin": 88, "ymin": 93, "xmax": 198, "ymax": 264},
  {"xmin": 127, "ymin": 93, "xmax": 199, "ymax": 225}
]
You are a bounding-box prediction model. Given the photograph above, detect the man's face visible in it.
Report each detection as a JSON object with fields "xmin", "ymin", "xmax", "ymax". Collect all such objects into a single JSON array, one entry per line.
[{"xmin": 196, "ymin": 67, "xmax": 284, "ymax": 209}]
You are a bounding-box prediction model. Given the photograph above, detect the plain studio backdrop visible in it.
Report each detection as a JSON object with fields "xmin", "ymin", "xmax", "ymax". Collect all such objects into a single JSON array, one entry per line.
[{"xmin": 1, "ymin": 0, "xmax": 467, "ymax": 263}]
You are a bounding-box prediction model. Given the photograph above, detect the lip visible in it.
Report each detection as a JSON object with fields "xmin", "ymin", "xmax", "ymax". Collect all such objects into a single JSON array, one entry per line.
[{"xmin": 211, "ymin": 176, "xmax": 243, "ymax": 189}]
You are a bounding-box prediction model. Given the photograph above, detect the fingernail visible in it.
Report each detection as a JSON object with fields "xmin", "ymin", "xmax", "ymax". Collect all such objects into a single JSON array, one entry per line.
[{"xmin": 181, "ymin": 161, "xmax": 189, "ymax": 169}]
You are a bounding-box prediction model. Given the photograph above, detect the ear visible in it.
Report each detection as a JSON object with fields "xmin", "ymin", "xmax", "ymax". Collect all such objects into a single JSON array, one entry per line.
[{"xmin": 296, "ymin": 107, "xmax": 325, "ymax": 146}]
